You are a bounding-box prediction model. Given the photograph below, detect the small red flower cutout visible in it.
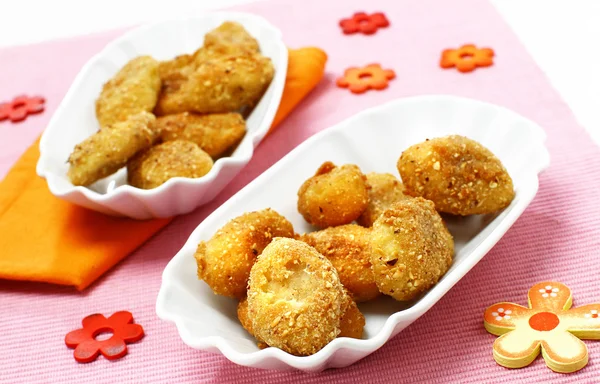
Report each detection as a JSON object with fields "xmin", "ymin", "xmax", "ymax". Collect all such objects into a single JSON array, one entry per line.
[
  {"xmin": 339, "ymin": 12, "xmax": 389, "ymax": 35},
  {"xmin": 0, "ymin": 95, "xmax": 45, "ymax": 123},
  {"xmin": 336, "ymin": 64, "xmax": 396, "ymax": 94},
  {"xmin": 65, "ymin": 311, "xmax": 144, "ymax": 363}
]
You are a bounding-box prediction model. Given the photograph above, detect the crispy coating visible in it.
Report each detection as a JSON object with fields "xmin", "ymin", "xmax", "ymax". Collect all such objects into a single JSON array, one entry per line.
[
  {"xmin": 158, "ymin": 54, "xmax": 194, "ymax": 92},
  {"xmin": 398, "ymin": 135, "xmax": 515, "ymax": 215},
  {"xmin": 195, "ymin": 209, "xmax": 294, "ymax": 299},
  {"xmin": 156, "ymin": 112, "xmax": 246, "ymax": 158},
  {"xmin": 248, "ymin": 238, "xmax": 346, "ymax": 356},
  {"xmin": 127, "ymin": 140, "xmax": 213, "ymax": 189},
  {"xmin": 299, "ymin": 225, "xmax": 379, "ymax": 302},
  {"xmin": 67, "ymin": 112, "xmax": 156, "ymax": 186},
  {"xmin": 155, "ymin": 54, "xmax": 275, "ymax": 116},
  {"xmin": 371, "ymin": 198, "xmax": 454, "ymax": 301},
  {"xmin": 357, "ymin": 173, "xmax": 411, "ymax": 227},
  {"xmin": 202, "ymin": 21, "xmax": 260, "ymax": 57},
  {"xmin": 339, "ymin": 293, "xmax": 365, "ymax": 339},
  {"xmin": 238, "ymin": 297, "xmax": 268, "ymax": 348},
  {"xmin": 96, "ymin": 56, "xmax": 161, "ymax": 127},
  {"xmin": 297, "ymin": 162, "xmax": 368, "ymax": 228}
]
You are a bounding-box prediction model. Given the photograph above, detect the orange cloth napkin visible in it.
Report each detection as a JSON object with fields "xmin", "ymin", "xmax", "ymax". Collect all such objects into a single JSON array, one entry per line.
[{"xmin": 0, "ymin": 47, "xmax": 327, "ymax": 290}]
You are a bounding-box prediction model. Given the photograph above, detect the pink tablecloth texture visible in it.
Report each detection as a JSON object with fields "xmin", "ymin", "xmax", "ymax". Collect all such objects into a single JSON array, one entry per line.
[{"xmin": 2, "ymin": 0, "xmax": 600, "ymax": 382}]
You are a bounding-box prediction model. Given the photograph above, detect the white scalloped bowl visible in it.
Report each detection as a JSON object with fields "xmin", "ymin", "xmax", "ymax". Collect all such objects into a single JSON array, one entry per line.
[
  {"xmin": 156, "ymin": 95, "xmax": 550, "ymax": 371},
  {"xmin": 36, "ymin": 12, "xmax": 287, "ymax": 219}
]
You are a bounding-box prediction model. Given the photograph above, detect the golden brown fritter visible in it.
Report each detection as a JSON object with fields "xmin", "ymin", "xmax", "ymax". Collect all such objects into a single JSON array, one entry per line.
[
  {"xmin": 154, "ymin": 54, "xmax": 275, "ymax": 116},
  {"xmin": 299, "ymin": 224, "xmax": 379, "ymax": 302},
  {"xmin": 339, "ymin": 293, "xmax": 365, "ymax": 339},
  {"xmin": 297, "ymin": 162, "xmax": 368, "ymax": 228},
  {"xmin": 371, "ymin": 198, "xmax": 454, "ymax": 301},
  {"xmin": 238, "ymin": 297, "xmax": 268, "ymax": 348},
  {"xmin": 156, "ymin": 112, "xmax": 246, "ymax": 158},
  {"xmin": 247, "ymin": 238, "xmax": 346, "ymax": 356},
  {"xmin": 195, "ymin": 209, "xmax": 294, "ymax": 299},
  {"xmin": 158, "ymin": 54, "xmax": 194, "ymax": 92},
  {"xmin": 127, "ymin": 140, "xmax": 213, "ymax": 189},
  {"xmin": 96, "ymin": 56, "xmax": 161, "ymax": 127},
  {"xmin": 357, "ymin": 173, "xmax": 411, "ymax": 227},
  {"xmin": 202, "ymin": 21, "xmax": 260, "ymax": 58},
  {"xmin": 67, "ymin": 111, "xmax": 157, "ymax": 186},
  {"xmin": 398, "ymin": 135, "xmax": 515, "ymax": 216}
]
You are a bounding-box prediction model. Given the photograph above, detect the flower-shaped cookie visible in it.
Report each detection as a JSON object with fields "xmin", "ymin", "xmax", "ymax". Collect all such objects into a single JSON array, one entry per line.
[
  {"xmin": 65, "ymin": 311, "xmax": 144, "ymax": 363},
  {"xmin": 484, "ymin": 282, "xmax": 600, "ymax": 373},
  {"xmin": 0, "ymin": 95, "xmax": 45, "ymax": 122},
  {"xmin": 440, "ymin": 44, "xmax": 494, "ymax": 73},
  {"xmin": 336, "ymin": 64, "xmax": 395, "ymax": 94},
  {"xmin": 339, "ymin": 12, "xmax": 390, "ymax": 35}
]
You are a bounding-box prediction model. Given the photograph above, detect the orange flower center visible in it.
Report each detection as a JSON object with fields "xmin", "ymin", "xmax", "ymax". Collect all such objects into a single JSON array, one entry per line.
[{"xmin": 529, "ymin": 312, "xmax": 560, "ymax": 331}]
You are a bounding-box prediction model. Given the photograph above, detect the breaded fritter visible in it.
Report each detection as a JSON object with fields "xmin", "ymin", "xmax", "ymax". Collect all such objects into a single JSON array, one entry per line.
[
  {"xmin": 202, "ymin": 21, "xmax": 260, "ymax": 57},
  {"xmin": 155, "ymin": 54, "xmax": 275, "ymax": 116},
  {"xmin": 156, "ymin": 112, "xmax": 246, "ymax": 158},
  {"xmin": 297, "ymin": 162, "xmax": 368, "ymax": 228},
  {"xmin": 195, "ymin": 209, "xmax": 294, "ymax": 299},
  {"xmin": 158, "ymin": 54, "xmax": 194, "ymax": 92},
  {"xmin": 127, "ymin": 140, "xmax": 213, "ymax": 189},
  {"xmin": 357, "ymin": 173, "xmax": 411, "ymax": 227},
  {"xmin": 398, "ymin": 135, "xmax": 515, "ymax": 215},
  {"xmin": 67, "ymin": 112, "xmax": 156, "ymax": 186},
  {"xmin": 299, "ymin": 224, "xmax": 379, "ymax": 302},
  {"xmin": 96, "ymin": 56, "xmax": 161, "ymax": 127},
  {"xmin": 238, "ymin": 297, "xmax": 268, "ymax": 349},
  {"xmin": 339, "ymin": 293, "xmax": 365, "ymax": 339},
  {"xmin": 371, "ymin": 198, "xmax": 454, "ymax": 301},
  {"xmin": 247, "ymin": 238, "xmax": 346, "ymax": 356}
]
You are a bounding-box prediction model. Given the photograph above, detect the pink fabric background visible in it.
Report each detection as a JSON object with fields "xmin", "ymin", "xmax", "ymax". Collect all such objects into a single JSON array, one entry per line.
[{"xmin": 2, "ymin": 0, "xmax": 600, "ymax": 382}]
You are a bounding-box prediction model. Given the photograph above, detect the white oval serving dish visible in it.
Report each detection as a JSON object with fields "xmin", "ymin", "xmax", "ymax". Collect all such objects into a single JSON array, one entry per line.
[
  {"xmin": 36, "ymin": 12, "xmax": 287, "ymax": 219},
  {"xmin": 156, "ymin": 95, "xmax": 550, "ymax": 371}
]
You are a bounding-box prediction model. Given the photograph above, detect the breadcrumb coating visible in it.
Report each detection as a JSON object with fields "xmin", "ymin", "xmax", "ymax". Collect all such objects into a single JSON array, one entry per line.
[
  {"xmin": 357, "ymin": 172, "xmax": 411, "ymax": 227},
  {"xmin": 299, "ymin": 224, "xmax": 379, "ymax": 302},
  {"xmin": 398, "ymin": 135, "xmax": 514, "ymax": 215},
  {"xmin": 371, "ymin": 197, "xmax": 454, "ymax": 301},
  {"xmin": 297, "ymin": 162, "xmax": 368, "ymax": 228},
  {"xmin": 127, "ymin": 140, "xmax": 213, "ymax": 189},
  {"xmin": 67, "ymin": 111, "xmax": 156, "ymax": 186},
  {"xmin": 247, "ymin": 238, "xmax": 346, "ymax": 356},
  {"xmin": 96, "ymin": 56, "xmax": 161, "ymax": 127},
  {"xmin": 156, "ymin": 112, "xmax": 246, "ymax": 158},
  {"xmin": 195, "ymin": 209, "xmax": 294, "ymax": 299}
]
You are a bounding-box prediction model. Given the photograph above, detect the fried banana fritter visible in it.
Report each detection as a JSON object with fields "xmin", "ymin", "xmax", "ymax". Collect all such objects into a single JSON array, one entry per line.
[
  {"xmin": 127, "ymin": 140, "xmax": 213, "ymax": 189},
  {"xmin": 154, "ymin": 54, "xmax": 275, "ymax": 116},
  {"xmin": 195, "ymin": 209, "xmax": 294, "ymax": 299},
  {"xmin": 96, "ymin": 56, "xmax": 161, "ymax": 127},
  {"xmin": 247, "ymin": 238, "xmax": 346, "ymax": 356},
  {"xmin": 299, "ymin": 225, "xmax": 379, "ymax": 302},
  {"xmin": 156, "ymin": 112, "xmax": 246, "ymax": 158},
  {"xmin": 339, "ymin": 293, "xmax": 365, "ymax": 339},
  {"xmin": 371, "ymin": 198, "xmax": 454, "ymax": 301},
  {"xmin": 398, "ymin": 135, "xmax": 515, "ymax": 216},
  {"xmin": 67, "ymin": 111, "xmax": 156, "ymax": 186},
  {"xmin": 357, "ymin": 173, "xmax": 411, "ymax": 227},
  {"xmin": 297, "ymin": 162, "xmax": 368, "ymax": 228},
  {"xmin": 202, "ymin": 21, "xmax": 260, "ymax": 57},
  {"xmin": 238, "ymin": 297, "xmax": 268, "ymax": 349},
  {"xmin": 158, "ymin": 54, "xmax": 194, "ymax": 91}
]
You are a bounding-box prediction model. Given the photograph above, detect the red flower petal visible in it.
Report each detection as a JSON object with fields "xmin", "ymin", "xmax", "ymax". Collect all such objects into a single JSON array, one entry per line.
[
  {"xmin": 82, "ymin": 313, "xmax": 109, "ymax": 330},
  {"xmin": 9, "ymin": 107, "xmax": 28, "ymax": 122},
  {"xmin": 65, "ymin": 328, "xmax": 93, "ymax": 348},
  {"xmin": 74, "ymin": 340, "xmax": 101, "ymax": 363},
  {"xmin": 100, "ymin": 337, "xmax": 128, "ymax": 360},
  {"xmin": 115, "ymin": 323, "xmax": 145, "ymax": 343},
  {"xmin": 108, "ymin": 311, "xmax": 133, "ymax": 326}
]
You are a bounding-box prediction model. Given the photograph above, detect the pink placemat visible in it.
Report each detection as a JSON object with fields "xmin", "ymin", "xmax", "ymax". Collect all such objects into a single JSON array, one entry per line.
[{"xmin": 2, "ymin": 0, "xmax": 600, "ymax": 382}]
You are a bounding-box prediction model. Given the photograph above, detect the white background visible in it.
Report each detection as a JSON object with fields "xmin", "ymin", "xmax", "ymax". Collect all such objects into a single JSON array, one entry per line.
[{"xmin": 1, "ymin": 0, "xmax": 599, "ymax": 146}]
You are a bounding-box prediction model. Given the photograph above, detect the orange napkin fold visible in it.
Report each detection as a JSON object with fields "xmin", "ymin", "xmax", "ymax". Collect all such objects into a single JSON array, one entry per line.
[{"xmin": 0, "ymin": 47, "xmax": 327, "ymax": 290}]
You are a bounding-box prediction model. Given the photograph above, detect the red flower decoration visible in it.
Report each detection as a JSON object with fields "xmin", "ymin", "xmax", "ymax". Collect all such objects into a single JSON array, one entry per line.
[
  {"xmin": 339, "ymin": 12, "xmax": 390, "ymax": 35},
  {"xmin": 65, "ymin": 311, "xmax": 144, "ymax": 363},
  {"xmin": 0, "ymin": 95, "xmax": 45, "ymax": 123}
]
